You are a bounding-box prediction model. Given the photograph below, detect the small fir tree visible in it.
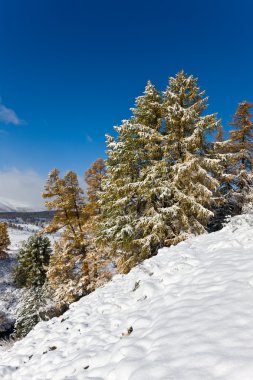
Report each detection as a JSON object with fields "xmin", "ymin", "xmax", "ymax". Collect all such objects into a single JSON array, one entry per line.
[
  {"xmin": 12, "ymin": 235, "xmax": 51, "ymax": 288},
  {"xmin": 0, "ymin": 222, "xmax": 10, "ymax": 259},
  {"xmin": 13, "ymin": 285, "xmax": 63, "ymax": 339}
]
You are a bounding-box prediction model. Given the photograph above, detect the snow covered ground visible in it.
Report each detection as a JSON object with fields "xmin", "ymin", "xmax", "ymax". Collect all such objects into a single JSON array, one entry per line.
[{"xmin": 1, "ymin": 214, "xmax": 253, "ymax": 379}]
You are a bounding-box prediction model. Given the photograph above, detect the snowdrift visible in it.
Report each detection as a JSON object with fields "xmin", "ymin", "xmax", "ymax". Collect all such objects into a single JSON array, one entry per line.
[{"xmin": 1, "ymin": 214, "xmax": 253, "ymax": 380}]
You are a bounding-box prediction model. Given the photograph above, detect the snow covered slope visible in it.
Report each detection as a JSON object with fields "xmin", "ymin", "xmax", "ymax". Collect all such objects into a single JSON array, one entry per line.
[{"xmin": 1, "ymin": 214, "xmax": 253, "ymax": 380}]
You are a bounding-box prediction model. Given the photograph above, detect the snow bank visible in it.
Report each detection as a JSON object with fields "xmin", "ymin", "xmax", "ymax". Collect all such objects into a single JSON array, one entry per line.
[{"xmin": 1, "ymin": 215, "xmax": 253, "ymax": 379}]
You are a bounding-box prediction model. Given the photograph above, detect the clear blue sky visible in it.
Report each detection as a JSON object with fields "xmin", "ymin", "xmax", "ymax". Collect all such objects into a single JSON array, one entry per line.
[{"xmin": 0, "ymin": 0, "xmax": 252, "ymax": 207}]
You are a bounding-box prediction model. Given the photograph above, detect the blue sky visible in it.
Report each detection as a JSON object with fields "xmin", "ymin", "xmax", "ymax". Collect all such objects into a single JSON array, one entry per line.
[{"xmin": 0, "ymin": 0, "xmax": 253, "ymax": 207}]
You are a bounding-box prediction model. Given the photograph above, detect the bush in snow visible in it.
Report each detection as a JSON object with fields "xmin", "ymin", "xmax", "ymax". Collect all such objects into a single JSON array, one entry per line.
[{"xmin": 12, "ymin": 235, "xmax": 52, "ymax": 288}]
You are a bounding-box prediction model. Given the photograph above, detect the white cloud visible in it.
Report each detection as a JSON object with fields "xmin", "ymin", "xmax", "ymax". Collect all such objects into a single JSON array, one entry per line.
[
  {"xmin": 0, "ymin": 168, "xmax": 45, "ymax": 210},
  {"xmin": 0, "ymin": 102, "xmax": 25, "ymax": 125}
]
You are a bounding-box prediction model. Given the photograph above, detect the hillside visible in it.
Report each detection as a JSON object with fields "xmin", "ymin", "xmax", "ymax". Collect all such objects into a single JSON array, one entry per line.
[{"xmin": 0, "ymin": 214, "xmax": 253, "ymax": 379}]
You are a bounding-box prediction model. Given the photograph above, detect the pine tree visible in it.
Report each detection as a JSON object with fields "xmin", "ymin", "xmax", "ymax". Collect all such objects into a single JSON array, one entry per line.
[
  {"xmin": 210, "ymin": 125, "xmax": 239, "ymax": 229},
  {"xmin": 0, "ymin": 222, "xmax": 10, "ymax": 259},
  {"xmin": 13, "ymin": 285, "xmax": 63, "ymax": 339},
  {"xmin": 227, "ymin": 101, "xmax": 253, "ymax": 204},
  {"xmin": 163, "ymin": 70, "xmax": 222, "ymax": 236},
  {"xmin": 97, "ymin": 81, "xmax": 178, "ymax": 272},
  {"xmin": 97, "ymin": 75, "xmax": 224, "ymax": 272},
  {"xmin": 14, "ymin": 287, "xmax": 46, "ymax": 339},
  {"xmin": 12, "ymin": 235, "xmax": 51, "ymax": 288}
]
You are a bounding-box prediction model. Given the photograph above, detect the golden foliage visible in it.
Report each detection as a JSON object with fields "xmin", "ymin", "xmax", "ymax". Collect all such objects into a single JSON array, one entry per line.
[{"xmin": 0, "ymin": 222, "xmax": 10, "ymax": 259}]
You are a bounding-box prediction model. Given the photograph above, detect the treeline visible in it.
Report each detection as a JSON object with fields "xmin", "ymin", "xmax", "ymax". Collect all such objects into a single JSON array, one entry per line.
[{"xmin": 5, "ymin": 70, "xmax": 253, "ymax": 337}]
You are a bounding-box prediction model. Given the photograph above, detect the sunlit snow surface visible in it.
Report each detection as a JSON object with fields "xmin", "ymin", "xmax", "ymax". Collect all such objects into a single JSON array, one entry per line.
[{"xmin": 1, "ymin": 214, "xmax": 253, "ymax": 379}]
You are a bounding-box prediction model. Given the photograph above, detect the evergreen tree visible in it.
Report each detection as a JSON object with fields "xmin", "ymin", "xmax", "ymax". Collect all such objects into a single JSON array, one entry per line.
[
  {"xmin": 210, "ymin": 125, "xmax": 239, "ymax": 229},
  {"xmin": 163, "ymin": 70, "xmax": 222, "ymax": 236},
  {"xmin": 0, "ymin": 222, "xmax": 10, "ymax": 259},
  {"xmin": 12, "ymin": 235, "xmax": 51, "ymax": 288},
  {"xmin": 13, "ymin": 285, "xmax": 63, "ymax": 339},
  {"xmin": 97, "ymin": 81, "xmax": 178, "ymax": 272},
  {"xmin": 97, "ymin": 75, "xmax": 223, "ymax": 272},
  {"xmin": 228, "ymin": 101, "xmax": 253, "ymax": 201}
]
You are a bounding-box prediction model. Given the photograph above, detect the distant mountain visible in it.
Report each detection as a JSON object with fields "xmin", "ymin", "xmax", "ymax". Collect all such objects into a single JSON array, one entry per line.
[{"xmin": 0, "ymin": 197, "xmax": 40, "ymax": 212}]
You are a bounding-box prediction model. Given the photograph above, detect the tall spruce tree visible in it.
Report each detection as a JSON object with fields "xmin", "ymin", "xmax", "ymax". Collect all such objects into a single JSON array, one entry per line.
[
  {"xmin": 163, "ymin": 70, "xmax": 222, "ymax": 236},
  {"xmin": 97, "ymin": 81, "xmax": 180, "ymax": 272},
  {"xmin": 97, "ymin": 72, "xmax": 223, "ymax": 272}
]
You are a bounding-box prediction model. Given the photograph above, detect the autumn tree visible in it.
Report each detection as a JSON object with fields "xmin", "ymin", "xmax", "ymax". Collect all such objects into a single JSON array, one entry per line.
[
  {"xmin": 42, "ymin": 169, "xmax": 87, "ymax": 246},
  {"xmin": 84, "ymin": 158, "xmax": 106, "ymax": 219},
  {"xmin": 42, "ymin": 170, "xmax": 88, "ymax": 304},
  {"xmin": 0, "ymin": 222, "xmax": 10, "ymax": 259}
]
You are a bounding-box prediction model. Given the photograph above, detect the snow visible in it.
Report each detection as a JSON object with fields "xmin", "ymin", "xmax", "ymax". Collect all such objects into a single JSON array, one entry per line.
[{"xmin": 1, "ymin": 214, "xmax": 253, "ymax": 379}]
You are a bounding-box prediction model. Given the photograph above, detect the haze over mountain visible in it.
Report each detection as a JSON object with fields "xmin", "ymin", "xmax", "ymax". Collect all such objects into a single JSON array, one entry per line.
[{"xmin": 0, "ymin": 197, "xmax": 42, "ymax": 212}]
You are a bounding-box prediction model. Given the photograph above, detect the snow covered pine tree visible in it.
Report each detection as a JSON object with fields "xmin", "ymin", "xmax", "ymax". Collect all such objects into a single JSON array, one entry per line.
[
  {"xmin": 97, "ymin": 72, "xmax": 223, "ymax": 272},
  {"xmin": 163, "ymin": 70, "xmax": 222, "ymax": 238}
]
